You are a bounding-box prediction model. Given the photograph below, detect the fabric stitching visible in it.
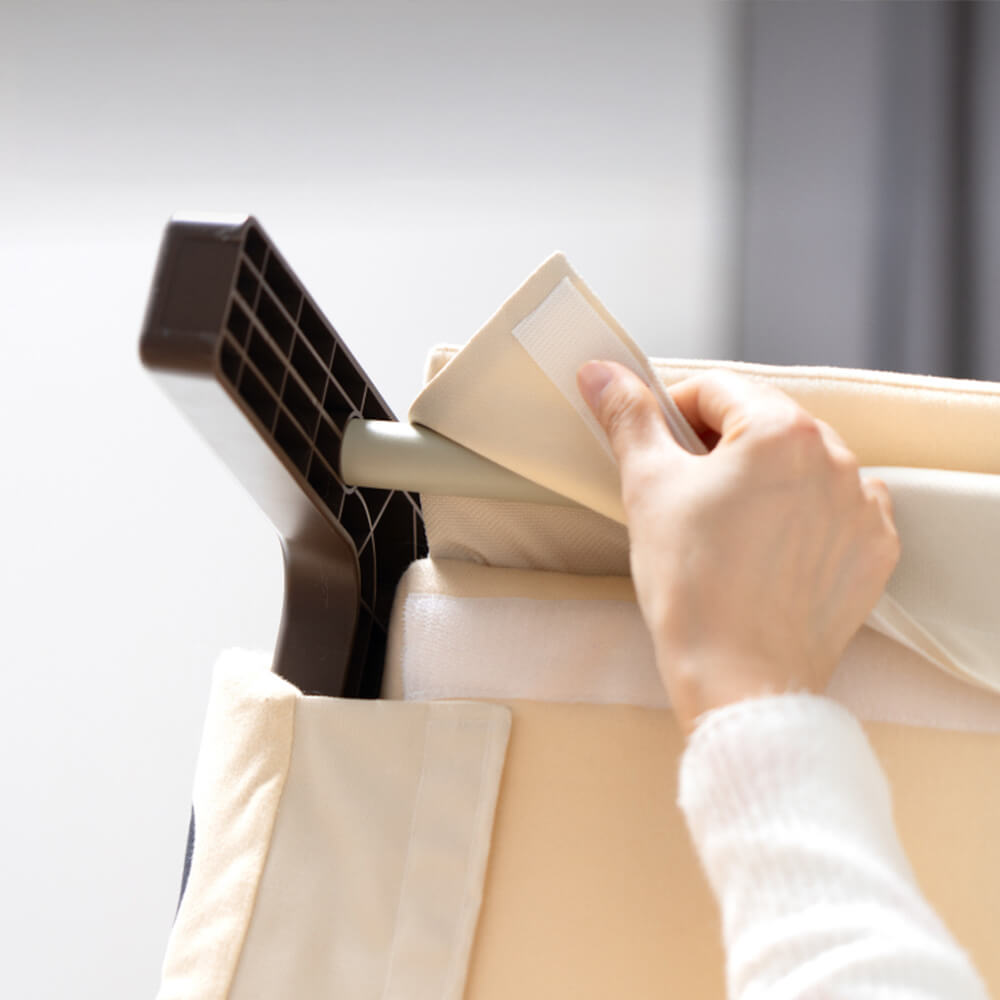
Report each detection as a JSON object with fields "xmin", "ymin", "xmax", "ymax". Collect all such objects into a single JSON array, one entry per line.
[
  {"xmin": 379, "ymin": 711, "xmax": 432, "ymax": 1000},
  {"xmin": 442, "ymin": 714, "xmax": 497, "ymax": 998},
  {"xmin": 222, "ymin": 691, "xmax": 298, "ymax": 1000}
]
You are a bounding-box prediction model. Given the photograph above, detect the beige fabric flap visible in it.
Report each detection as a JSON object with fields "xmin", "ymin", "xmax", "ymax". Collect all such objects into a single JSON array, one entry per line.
[
  {"xmin": 159, "ymin": 654, "xmax": 512, "ymax": 1000},
  {"xmin": 410, "ymin": 254, "xmax": 634, "ymax": 524},
  {"xmin": 228, "ymin": 694, "xmax": 511, "ymax": 1000},
  {"xmin": 159, "ymin": 651, "xmax": 298, "ymax": 1000}
]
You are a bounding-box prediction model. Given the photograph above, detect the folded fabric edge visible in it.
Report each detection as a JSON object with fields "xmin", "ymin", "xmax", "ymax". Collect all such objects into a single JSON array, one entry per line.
[
  {"xmin": 425, "ymin": 344, "xmax": 1000, "ymax": 399},
  {"xmin": 158, "ymin": 653, "xmax": 299, "ymax": 1000},
  {"xmin": 160, "ymin": 652, "xmax": 514, "ymax": 1000}
]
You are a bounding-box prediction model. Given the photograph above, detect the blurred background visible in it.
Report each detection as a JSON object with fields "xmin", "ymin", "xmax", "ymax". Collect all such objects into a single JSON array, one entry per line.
[{"xmin": 1, "ymin": 1, "xmax": 998, "ymax": 996}]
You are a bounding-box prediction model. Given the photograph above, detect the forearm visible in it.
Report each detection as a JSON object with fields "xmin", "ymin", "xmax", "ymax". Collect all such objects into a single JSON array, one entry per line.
[{"xmin": 678, "ymin": 694, "xmax": 988, "ymax": 999}]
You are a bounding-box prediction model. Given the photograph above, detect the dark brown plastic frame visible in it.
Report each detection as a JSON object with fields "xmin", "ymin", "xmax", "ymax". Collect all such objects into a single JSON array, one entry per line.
[{"xmin": 139, "ymin": 215, "xmax": 427, "ymax": 697}]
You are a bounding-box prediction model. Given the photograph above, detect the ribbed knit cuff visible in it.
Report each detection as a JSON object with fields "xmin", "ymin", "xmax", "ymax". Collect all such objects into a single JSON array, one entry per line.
[
  {"xmin": 678, "ymin": 694, "xmax": 907, "ymax": 913},
  {"xmin": 674, "ymin": 693, "xmax": 990, "ymax": 1000}
]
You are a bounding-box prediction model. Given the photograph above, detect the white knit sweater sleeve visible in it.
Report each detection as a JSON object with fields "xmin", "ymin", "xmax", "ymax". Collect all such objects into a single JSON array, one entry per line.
[{"xmin": 677, "ymin": 694, "xmax": 989, "ymax": 999}]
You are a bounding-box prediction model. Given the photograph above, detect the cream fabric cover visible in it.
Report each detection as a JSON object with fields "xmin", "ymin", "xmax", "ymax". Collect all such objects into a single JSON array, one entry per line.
[
  {"xmin": 158, "ymin": 652, "xmax": 511, "ymax": 1000},
  {"xmin": 409, "ymin": 254, "xmax": 1000, "ymax": 693},
  {"xmin": 391, "ymin": 254, "xmax": 1000, "ymax": 996},
  {"xmin": 384, "ymin": 558, "xmax": 1000, "ymax": 732}
]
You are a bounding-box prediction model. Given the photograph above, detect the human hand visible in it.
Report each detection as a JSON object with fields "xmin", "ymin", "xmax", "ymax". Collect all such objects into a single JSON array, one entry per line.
[{"xmin": 577, "ymin": 361, "xmax": 900, "ymax": 736}]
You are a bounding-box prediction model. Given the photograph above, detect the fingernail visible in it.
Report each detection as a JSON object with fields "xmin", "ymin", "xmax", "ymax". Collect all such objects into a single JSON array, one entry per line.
[{"xmin": 577, "ymin": 361, "xmax": 615, "ymax": 411}]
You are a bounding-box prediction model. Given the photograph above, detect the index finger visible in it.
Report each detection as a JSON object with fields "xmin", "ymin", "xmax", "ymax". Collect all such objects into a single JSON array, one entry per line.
[{"xmin": 668, "ymin": 370, "xmax": 801, "ymax": 445}]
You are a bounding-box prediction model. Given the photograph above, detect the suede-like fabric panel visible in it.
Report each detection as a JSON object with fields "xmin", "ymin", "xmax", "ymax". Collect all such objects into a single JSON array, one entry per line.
[{"xmin": 462, "ymin": 700, "xmax": 1000, "ymax": 1000}]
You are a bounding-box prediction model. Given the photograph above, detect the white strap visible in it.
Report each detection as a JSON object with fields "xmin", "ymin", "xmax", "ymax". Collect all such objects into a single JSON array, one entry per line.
[{"xmin": 512, "ymin": 277, "xmax": 706, "ymax": 456}]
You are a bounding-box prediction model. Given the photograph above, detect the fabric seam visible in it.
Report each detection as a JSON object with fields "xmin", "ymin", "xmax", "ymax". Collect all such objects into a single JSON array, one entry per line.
[
  {"xmin": 222, "ymin": 694, "xmax": 298, "ymax": 1000},
  {"xmin": 379, "ymin": 710, "xmax": 432, "ymax": 1000},
  {"xmin": 442, "ymin": 713, "xmax": 500, "ymax": 998}
]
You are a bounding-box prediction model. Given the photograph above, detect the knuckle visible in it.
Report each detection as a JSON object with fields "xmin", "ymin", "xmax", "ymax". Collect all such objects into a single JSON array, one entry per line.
[
  {"xmin": 774, "ymin": 406, "xmax": 817, "ymax": 440},
  {"xmin": 816, "ymin": 418, "xmax": 849, "ymax": 450},
  {"xmin": 878, "ymin": 528, "xmax": 902, "ymax": 575},
  {"xmin": 866, "ymin": 477, "xmax": 896, "ymax": 517},
  {"xmin": 879, "ymin": 504, "xmax": 901, "ymax": 551},
  {"xmin": 864, "ymin": 485, "xmax": 901, "ymax": 569},
  {"xmin": 887, "ymin": 524, "xmax": 902, "ymax": 559},
  {"xmin": 831, "ymin": 449, "xmax": 860, "ymax": 483},
  {"xmin": 747, "ymin": 405, "xmax": 821, "ymax": 460},
  {"xmin": 620, "ymin": 461, "xmax": 662, "ymax": 511},
  {"xmin": 785, "ymin": 410, "xmax": 824, "ymax": 447}
]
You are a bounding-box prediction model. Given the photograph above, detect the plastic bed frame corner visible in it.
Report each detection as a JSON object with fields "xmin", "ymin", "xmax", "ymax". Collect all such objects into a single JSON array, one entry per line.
[{"xmin": 139, "ymin": 214, "xmax": 427, "ymax": 698}]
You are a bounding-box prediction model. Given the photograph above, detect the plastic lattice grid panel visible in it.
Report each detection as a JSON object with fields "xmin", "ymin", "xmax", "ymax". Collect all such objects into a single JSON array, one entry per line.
[{"xmin": 216, "ymin": 221, "xmax": 427, "ymax": 696}]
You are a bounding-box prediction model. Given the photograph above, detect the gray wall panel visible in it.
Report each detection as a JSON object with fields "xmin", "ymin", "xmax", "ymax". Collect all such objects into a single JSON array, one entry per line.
[
  {"xmin": 740, "ymin": 1, "xmax": 991, "ymax": 379},
  {"xmin": 740, "ymin": 2, "xmax": 884, "ymax": 367},
  {"xmin": 972, "ymin": 4, "xmax": 1000, "ymax": 379}
]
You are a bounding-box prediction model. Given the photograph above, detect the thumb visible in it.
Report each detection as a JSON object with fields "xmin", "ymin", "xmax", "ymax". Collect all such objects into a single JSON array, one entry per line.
[{"xmin": 577, "ymin": 360, "xmax": 678, "ymax": 470}]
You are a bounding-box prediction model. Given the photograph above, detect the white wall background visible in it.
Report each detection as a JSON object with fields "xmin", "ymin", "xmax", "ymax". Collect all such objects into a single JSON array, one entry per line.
[{"xmin": 0, "ymin": 2, "xmax": 736, "ymax": 995}]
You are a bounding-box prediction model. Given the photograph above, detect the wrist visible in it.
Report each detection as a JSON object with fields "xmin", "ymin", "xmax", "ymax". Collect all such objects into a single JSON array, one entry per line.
[{"xmin": 658, "ymin": 649, "xmax": 816, "ymax": 738}]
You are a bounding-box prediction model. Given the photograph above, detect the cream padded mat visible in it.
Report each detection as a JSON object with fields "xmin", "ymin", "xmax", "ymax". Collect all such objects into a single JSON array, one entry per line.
[
  {"xmin": 384, "ymin": 558, "xmax": 1000, "ymax": 732},
  {"xmin": 462, "ymin": 699, "xmax": 1000, "ymax": 999}
]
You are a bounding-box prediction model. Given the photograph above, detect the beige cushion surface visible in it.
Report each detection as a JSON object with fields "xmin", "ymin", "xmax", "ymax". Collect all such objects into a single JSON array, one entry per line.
[
  {"xmin": 461, "ymin": 700, "xmax": 1000, "ymax": 1000},
  {"xmin": 384, "ymin": 558, "xmax": 1000, "ymax": 732}
]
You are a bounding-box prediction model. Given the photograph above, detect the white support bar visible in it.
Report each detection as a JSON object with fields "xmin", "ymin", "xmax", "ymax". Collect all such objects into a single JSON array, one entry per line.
[{"xmin": 340, "ymin": 420, "xmax": 580, "ymax": 507}]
